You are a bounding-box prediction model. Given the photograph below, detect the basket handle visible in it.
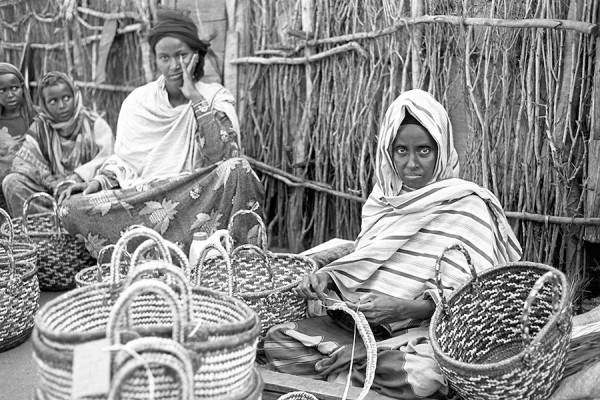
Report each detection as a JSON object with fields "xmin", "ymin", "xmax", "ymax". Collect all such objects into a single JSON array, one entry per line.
[
  {"xmin": 110, "ymin": 226, "xmax": 171, "ymax": 285},
  {"xmin": 108, "ymin": 337, "xmax": 194, "ymax": 400},
  {"xmin": 22, "ymin": 192, "xmax": 61, "ymax": 238},
  {"xmin": 227, "ymin": 209, "xmax": 268, "ymax": 250},
  {"xmin": 0, "ymin": 208, "xmax": 14, "ymax": 247},
  {"xmin": 124, "ymin": 260, "xmax": 192, "ymax": 324},
  {"xmin": 193, "ymin": 241, "xmax": 234, "ymax": 296},
  {"xmin": 52, "ymin": 179, "xmax": 77, "ymax": 199},
  {"xmin": 230, "ymin": 243, "xmax": 277, "ymax": 290},
  {"xmin": 521, "ymin": 270, "xmax": 564, "ymax": 346},
  {"xmin": 94, "ymin": 245, "xmax": 130, "ymax": 284},
  {"xmin": 131, "ymin": 239, "xmax": 190, "ymax": 278},
  {"xmin": 434, "ymin": 244, "xmax": 478, "ymax": 317},
  {"xmin": 107, "ymin": 279, "xmax": 185, "ymax": 346},
  {"xmin": 326, "ymin": 302, "xmax": 377, "ymax": 400}
]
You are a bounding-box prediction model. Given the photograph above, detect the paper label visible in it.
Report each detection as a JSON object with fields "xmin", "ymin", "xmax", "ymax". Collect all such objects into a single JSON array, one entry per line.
[{"xmin": 72, "ymin": 338, "xmax": 111, "ymax": 399}]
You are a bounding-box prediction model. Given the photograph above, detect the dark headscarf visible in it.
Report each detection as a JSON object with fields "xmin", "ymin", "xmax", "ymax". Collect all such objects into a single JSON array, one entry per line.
[
  {"xmin": 147, "ymin": 9, "xmax": 209, "ymax": 80},
  {"xmin": 0, "ymin": 62, "xmax": 36, "ymax": 127}
]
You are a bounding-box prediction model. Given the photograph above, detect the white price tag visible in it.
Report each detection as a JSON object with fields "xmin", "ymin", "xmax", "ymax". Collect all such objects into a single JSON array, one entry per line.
[{"xmin": 72, "ymin": 338, "xmax": 111, "ymax": 399}]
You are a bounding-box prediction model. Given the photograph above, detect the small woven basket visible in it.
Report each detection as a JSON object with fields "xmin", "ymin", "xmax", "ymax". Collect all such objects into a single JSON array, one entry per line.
[
  {"xmin": 33, "ymin": 226, "xmax": 261, "ymax": 400},
  {"xmin": 10, "ymin": 192, "xmax": 94, "ymax": 290},
  {"xmin": 429, "ymin": 244, "xmax": 572, "ymax": 400},
  {"xmin": 194, "ymin": 210, "xmax": 317, "ymax": 336},
  {"xmin": 0, "ymin": 239, "xmax": 40, "ymax": 352},
  {"xmin": 278, "ymin": 392, "xmax": 319, "ymax": 400},
  {"xmin": 0, "ymin": 208, "xmax": 38, "ymax": 267}
]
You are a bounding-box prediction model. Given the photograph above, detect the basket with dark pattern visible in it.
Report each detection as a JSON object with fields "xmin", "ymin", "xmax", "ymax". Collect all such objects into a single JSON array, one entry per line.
[
  {"xmin": 0, "ymin": 239, "xmax": 39, "ymax": 351},
  {"xmin": 33, "ymin": 226, "xmax": 261, "ymax": 400},
  {"xmin": 193, "ymin": 210, "xmax": 317, "ymax": 336},
  {"xmin": 429, "ymin": 244, "xmax": 572, "ymax": 400},
  {"xmin": 0, "ymin": 208, "xmax": 38, "ymax": 274},
  {"xmin": 10, "ymin": 192, "xmax": 94, "ymax": 290}
]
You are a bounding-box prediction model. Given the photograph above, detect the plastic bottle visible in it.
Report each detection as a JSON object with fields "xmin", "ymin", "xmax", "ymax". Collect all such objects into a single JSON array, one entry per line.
[
  {"xmin": 189, "ymin": 231, "xmax": 210, "ymax": 268},
  {"xmin": 188, "ymin": 230, "xmax": 230, "ymax": 268}
]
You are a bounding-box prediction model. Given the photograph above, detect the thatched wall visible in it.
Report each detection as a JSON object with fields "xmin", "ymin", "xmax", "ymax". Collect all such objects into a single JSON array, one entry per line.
[{"xmin": 1, "ymin": 0, "xmax": 599, "ymax": 293}]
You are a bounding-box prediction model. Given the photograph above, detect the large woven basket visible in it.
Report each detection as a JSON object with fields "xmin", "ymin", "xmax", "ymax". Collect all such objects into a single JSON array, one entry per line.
[
  {"xmin": 0, "ymin": 239, "xmax": 40, "ymax": 351},
  {"xmin": 33, "ymin": 227, "xmax": 261, "ymax": 400},
  {"xmin": 429, "ymin": 244, "xmax": 572, "ymax": 400},
  {"xmin": 9, "ymin": 192, "xmax": 94, "ymax": 290},
  {"xmin": 194, "ymin": 210, "xmax": 317, "ymax": 336}
]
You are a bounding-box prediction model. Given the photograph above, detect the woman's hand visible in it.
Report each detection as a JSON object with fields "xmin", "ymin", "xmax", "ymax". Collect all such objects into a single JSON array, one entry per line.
[
  {"xmin": 346, "ymin": 292, "xmax": 434, "ymax": 325},
  {"xmin": 179, "ymin": 54, "xmax": 203, "ymax": 102},
  {"xmin": 58, "ymin": 180, "xmax": 101, "ymax": 203},
  {"xmin": 293, "ymin": 272, "xmax": 333, "ymax": 301}
]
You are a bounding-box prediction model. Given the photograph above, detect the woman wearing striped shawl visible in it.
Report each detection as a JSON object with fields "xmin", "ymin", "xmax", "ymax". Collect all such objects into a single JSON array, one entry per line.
[{"xmin": 264, "ymin": 89, "xmax": 522, "ymax": 399}]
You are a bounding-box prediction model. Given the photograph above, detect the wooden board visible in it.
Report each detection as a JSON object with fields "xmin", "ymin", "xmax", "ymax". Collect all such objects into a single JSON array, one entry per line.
[{"xmin": 260, "ymin": 369, "xmax": 395, "ymax": 400}]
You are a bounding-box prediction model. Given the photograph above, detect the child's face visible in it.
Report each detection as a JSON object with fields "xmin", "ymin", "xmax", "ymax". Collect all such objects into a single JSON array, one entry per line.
[
  {"xmin": 42, "ymin": 82, "xmax": 75, "ymax": 123},
  {"xmin": 0, "ymin": 73, "xmax": 24, "ymax": 115}
]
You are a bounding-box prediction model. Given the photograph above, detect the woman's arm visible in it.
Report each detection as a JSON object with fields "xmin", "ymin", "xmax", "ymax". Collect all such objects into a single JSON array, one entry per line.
[
  {"xmin": 192, "ymin": 104, "xmax": 240, "ymax": 165},
  {"xmin": 349, "ymin": 292, "xmax": 435, "ymax": 325}
]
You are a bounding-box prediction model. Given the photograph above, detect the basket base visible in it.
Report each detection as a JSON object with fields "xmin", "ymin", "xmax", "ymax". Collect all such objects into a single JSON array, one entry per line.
[
  {"xmin": 475, "ymin": 340, "xmax": 523, "ymax": 364},
  {"xmin": 0, "ymin": 326, "xmax": 34, "ymax": 353}
]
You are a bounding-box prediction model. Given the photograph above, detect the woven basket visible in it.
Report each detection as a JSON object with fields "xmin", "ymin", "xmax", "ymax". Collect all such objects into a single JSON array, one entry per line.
[
  {"xmin": 429, "ymin": 244, "xmax": 572, "ymax": 400},
  {"xmin": 194, "ymin": 209, "xmax": 317, "ymax": 336},
  {"xmin": 278, "ymin": 392, "xmax": 319, "ymax": 400},
  {"xmin": 0, "ymin": 207, "xmax": 38, "ymax": 273},
  {"xmin": 33, "ymin": 226, "xmax": 261, "ymax": 400},
  {"xmin": 0, "ymin": 239, "xmax": 40, "ymax": 351},
  {"xmin": 277, "ymin": 302, "xmax": 378, "ymax": 400},
  {"xmin": 10, "ymin": 192, "xmax": 94, "ymax": 290},
  {"xmin": 74, "ymin": 231, "xmax": 188, "ymax": 288},
  {"xmin": 75, "ymin": 244, "xmax": 130, "ymax": 288}
]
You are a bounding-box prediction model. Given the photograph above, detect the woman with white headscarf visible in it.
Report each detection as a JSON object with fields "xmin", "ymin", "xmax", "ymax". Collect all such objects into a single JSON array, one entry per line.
[{"xmin": 264, "ymin": 89, "xmax": 522, "ymax": 399}]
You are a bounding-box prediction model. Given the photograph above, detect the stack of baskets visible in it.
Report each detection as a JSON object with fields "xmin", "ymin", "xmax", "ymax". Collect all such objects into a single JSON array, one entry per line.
[
  {"xmin": 33, "ymin": 226, "xmax": 263, "ymax": 399},
  {"xmin": 2, "ymin": 192, "xmax": 94, "ymax": 290},
  {"xmin": 429, "ymin": 244, "xmax": 572, "ymax": 400},
  {"xmin": 193, "ymin": 209, "xmax": 317, "ymax": 336}
]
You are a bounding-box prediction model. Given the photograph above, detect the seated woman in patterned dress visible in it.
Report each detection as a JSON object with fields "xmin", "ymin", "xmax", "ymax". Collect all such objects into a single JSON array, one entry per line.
[
  {"xmin": 263, "ymin": 89, "xmax": 522, "ymax": 399},
  {"xmin": 60, "ymin": 9, "xmax": 264, "ymax": 256}
]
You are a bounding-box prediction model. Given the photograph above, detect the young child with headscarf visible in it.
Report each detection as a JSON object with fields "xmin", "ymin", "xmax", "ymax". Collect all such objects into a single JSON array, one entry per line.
[
  {"xmin": 2, "ymin": 71, "xmax": 113, "ymax": 217},
  {"xmin": 0, "ymin": 62, "xmax": 36, "ymax": 211}
]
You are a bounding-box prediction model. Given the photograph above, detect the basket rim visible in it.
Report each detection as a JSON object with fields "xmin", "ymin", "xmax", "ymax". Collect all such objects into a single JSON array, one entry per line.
[
  {"xmin": 34, "ymin": 281, "xmax": 261, "ymax": 349},
  {"xmin": 0, "ymin": 260, "xmax": 38, "ymax": 283},
  {"xmin": 429, "ymin": 261, "xmax": 572, "ymax": 372},
  {"xmin": 215, "ymin": 252, "xmax": 318, "ymax": 298}
]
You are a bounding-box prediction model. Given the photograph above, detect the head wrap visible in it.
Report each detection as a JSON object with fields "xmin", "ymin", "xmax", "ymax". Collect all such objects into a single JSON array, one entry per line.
[
  {"xmin": 0, "ymin": 62, "xmax": 36, "ymax": 127},
  {"xmin": 375, "ymin": 89, "xmax": 460, "ymax": 197},
  {"xmin": 147, "ymin": 9, "xmax": 209, "ymax": 80},
  {"xmin": 37, "ymin": 71, "xmax": 84, "ymax": 136}
]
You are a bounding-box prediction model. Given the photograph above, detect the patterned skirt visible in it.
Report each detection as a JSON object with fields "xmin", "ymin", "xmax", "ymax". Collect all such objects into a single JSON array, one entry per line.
[{"xmin": 60, "ymin": 157, "xmax": 265, "ymax": 257}]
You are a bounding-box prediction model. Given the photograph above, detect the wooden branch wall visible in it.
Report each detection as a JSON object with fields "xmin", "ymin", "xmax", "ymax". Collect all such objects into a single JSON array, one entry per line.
[{"xmin": 235, "ymin": 0, "xmax": 599, "ymax": 286}]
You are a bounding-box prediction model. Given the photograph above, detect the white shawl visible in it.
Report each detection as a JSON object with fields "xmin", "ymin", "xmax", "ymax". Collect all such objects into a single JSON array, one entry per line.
[{"xmin": 101, "ymin": 76, "xmax": 239, "ymax": 188}]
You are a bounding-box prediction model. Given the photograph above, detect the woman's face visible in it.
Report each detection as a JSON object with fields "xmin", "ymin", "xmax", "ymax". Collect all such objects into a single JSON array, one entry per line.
[
  {"xmin": 154, "ymin": 37, "xmax": 195, "ymax": 88},
  {"xmin": 42, "ymin": 82, "xmax": 75, "ymax": 123},
  {"xmin": 392, "ymin": 123, "xmax": 438, "ymax": 190},
  {"xmin": 0, "ymin": 73, "xmax": 24, "ymax": 116}
]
